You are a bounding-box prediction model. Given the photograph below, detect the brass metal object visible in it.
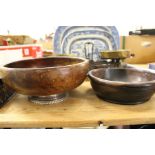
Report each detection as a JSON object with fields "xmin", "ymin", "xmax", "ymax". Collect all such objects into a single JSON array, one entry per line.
[{"xmin": 100, "ymin": 50, "xmax": 131, "ymax": 59}]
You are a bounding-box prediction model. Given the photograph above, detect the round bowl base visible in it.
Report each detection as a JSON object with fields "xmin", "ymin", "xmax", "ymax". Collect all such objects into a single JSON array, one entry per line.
[
  {"xmin": 28, "ymin": 93, "xmax": 68, "ymax": 104},
  {"xmin": 97, "ymin": 95, "xmax": 149, "ymax": 105}
]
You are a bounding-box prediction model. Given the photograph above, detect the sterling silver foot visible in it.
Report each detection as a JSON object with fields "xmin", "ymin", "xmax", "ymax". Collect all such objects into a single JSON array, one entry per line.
[{"xmin": 28, "ymin": 93, "xmax": 68, "ymax": 104}]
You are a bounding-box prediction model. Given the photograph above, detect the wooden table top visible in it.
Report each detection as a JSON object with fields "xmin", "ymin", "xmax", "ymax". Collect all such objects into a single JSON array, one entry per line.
[{"xmin": 0, "ymin": 64, "xmax": 155, "ymax": 128}]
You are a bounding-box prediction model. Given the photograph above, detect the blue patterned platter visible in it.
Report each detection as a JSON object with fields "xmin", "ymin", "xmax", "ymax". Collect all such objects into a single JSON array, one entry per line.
[{"xmin": 53, "ymin": 26, "xmax": 120, "ymax": 61}]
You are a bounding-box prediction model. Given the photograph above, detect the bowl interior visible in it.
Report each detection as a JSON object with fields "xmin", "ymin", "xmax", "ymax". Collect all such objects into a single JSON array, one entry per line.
[
  {"xmin": 4, "ymin": 57, "xmax": 84, "ymax": 69},
  {"xmin": 91, "ymin": 68, "xmax": 155, "ymax": 83}
]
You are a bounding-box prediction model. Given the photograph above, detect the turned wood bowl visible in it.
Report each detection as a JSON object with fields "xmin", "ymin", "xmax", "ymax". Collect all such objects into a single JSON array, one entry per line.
[
  {"xmin": 0, "ymin": 57, "xmax": 89, "ymax": 104},
  {"xmin": 88, "ymin": 67, "xmax": 155, "ymax": 104}
]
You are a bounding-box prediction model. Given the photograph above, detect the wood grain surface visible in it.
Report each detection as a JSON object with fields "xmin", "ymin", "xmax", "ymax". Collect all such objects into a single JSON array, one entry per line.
[{"xmin": 0, "ymin": 64, "xmax": 154, "ymax": 128}]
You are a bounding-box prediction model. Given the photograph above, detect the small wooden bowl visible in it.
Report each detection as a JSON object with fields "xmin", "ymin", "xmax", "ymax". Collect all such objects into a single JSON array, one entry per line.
[{"xmin": 88, "ymin": 67, "xmax": 155, "ymax": 104}]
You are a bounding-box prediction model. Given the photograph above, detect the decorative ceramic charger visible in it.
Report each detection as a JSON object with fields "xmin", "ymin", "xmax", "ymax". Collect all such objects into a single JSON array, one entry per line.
[{"xmin": 53, "ymin": 26, "xmax": 120, "ymax": 61}]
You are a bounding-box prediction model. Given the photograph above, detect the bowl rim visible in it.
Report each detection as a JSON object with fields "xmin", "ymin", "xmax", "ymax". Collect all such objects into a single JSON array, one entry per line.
[
  {"xmin": 88, "ymin": 67, "xmax": 155, "ymax": 86},
  {"xmin": 2, "ymin": 56, "xmax": 89, "ymax": 71}
]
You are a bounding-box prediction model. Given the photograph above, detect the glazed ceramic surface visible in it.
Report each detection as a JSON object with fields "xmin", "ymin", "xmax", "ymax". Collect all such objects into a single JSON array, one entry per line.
[
  {"xmin": 54, "ymin": 26, "xmax": 120, "ymax": 61},
  {"xmin": 0, "ymin": 57, "xmax": 89, "ymax": 96},
  {"xmin": 88, "ymin": 68, "xmax": 155, "ymax": 104},
  {"xmin": 149, "ymin": 63, "xmax": 155, "ymax": 70}
]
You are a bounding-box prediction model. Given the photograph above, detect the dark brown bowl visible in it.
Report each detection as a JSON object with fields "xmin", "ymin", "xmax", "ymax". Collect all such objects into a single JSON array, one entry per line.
[
  {"xmin": 88, "ymin": 68, "xmax": 155, "ymax": 104},
  {"xmin": 0, "ymin": 57, "xmax": 89, "ymax": 104}
]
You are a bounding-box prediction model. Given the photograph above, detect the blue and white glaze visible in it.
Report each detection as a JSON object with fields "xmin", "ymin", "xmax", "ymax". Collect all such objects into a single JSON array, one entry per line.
[
  {"xmin": 53, "ymin": 26, "xmax": 120, "ymax": 60},
  {"xmin": 149, "ymin": 63, "xmax": 155, "ymax": 70}
]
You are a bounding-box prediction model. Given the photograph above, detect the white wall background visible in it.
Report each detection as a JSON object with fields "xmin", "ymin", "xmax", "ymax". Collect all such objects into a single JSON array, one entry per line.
[{"xmin": 0, "ymin": 0, "xmax": 155, "ymax": 39}]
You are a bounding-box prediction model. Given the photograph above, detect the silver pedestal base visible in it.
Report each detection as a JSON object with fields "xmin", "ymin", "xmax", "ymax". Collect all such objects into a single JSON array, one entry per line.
[{"xmin": 28, "ymin": 93, "xmax": 68, "ymax": 104}]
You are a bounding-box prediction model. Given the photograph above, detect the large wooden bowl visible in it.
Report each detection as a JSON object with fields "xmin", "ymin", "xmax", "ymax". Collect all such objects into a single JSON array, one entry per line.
[
  {"xmin": 88, "ymin": 67, "xmax": 155, "ymax": 104},
  {"xmin": 0, "ymin": 57, "xmax": 89, "ymax": 104}
]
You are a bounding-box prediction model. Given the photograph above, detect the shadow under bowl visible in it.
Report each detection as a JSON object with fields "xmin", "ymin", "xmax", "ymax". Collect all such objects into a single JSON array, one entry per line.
[
  {"xmin": 88, "ymin": 68, "xmax": 155, "ymax": 105},
  {"xmin": 1, "ymin": 56, "xmax": 89, "ymax": 104}
]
